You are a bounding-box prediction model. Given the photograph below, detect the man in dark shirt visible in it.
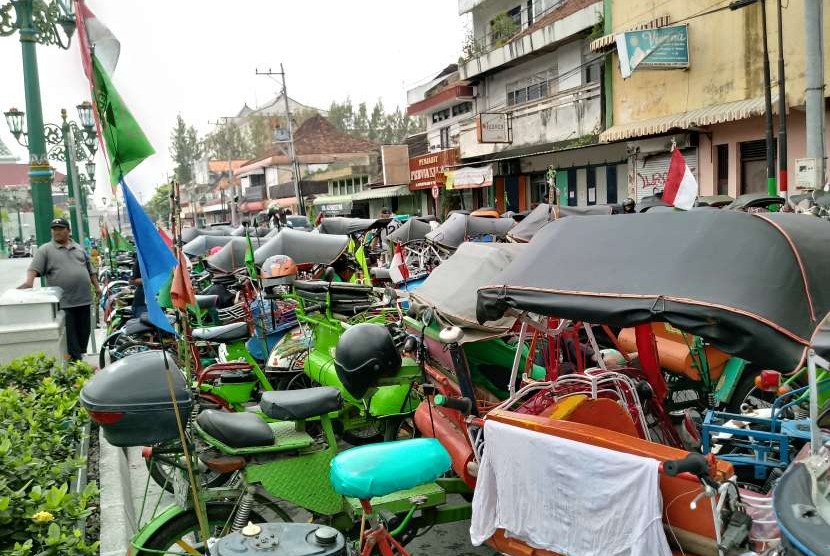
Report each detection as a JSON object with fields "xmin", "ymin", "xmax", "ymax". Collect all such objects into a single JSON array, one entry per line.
[{"xmin": 18, "ymin": 218, "xmax": 101, "ymax": 361}]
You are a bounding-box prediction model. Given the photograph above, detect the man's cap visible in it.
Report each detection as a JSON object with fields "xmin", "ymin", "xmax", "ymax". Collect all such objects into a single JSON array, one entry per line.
[
  {"xmin": 50, "ymin": 218, "xmax": 70, "ymax": 229},
  {"xmin": 380, "ymin": 207, "xmax": 392, "ymax": 214}
]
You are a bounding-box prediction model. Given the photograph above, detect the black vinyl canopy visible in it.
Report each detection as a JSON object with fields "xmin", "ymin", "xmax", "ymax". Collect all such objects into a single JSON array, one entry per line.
[
  {"xmin": 253, "ymin": 228, "xmax": 349, "ymax": 266},
  {"xmin": 318, "ymin": 217, "xmax": 392, "ymax": 236},
  {"xmin": 508, "ymin": 203, "xmax": 614, "ymax": 242},
  {"xmin": 478, "ymin": 210, "xmax": 830, "ymax": 372},
  {"xmin": 180, "ymin": 226, "xmax": 234, "ymax": 243},
  {"xmin": 387, "ymin": 217, "xmax": 435, "ymax": 244},
  {"xmin": 182, "ymin": 235, "xmax": 236, "ymax": 258},
  {"xmin": 205, "ymin": 237, "xmax": 250, "ymax": 274},
  {"xmin": 425, "ymin": 213, "xmax": 515, "ymax": 249},
  {"xmin": 231, "ymin": 225, "xmax": 270, "ymax": 237},
  {"xmin": 726, "ymin": 192, "xmax": 786, "ymax": 211}
]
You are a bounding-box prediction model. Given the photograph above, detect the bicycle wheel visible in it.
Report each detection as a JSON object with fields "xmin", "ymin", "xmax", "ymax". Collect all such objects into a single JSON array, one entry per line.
[
  {"xmin": 145, "ymin": 456, "xmax": 234, "ymax": 494},
  {"xmin": 133, "ymin": 503, "xmax": 267, "ymax": 555}
]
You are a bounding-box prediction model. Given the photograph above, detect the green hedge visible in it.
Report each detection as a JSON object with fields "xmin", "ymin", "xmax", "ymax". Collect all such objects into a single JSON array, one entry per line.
[{"xmin": 0, "ymin": 355, "xmax": 99, "ymax": 555}]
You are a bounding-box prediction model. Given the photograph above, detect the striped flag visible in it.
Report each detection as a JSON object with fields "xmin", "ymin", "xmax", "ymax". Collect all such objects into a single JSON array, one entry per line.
[
  {"xmin": 662, "ymin": 149, "xmax": 698, "ymax": 211},
  {"xmin": 75, "ymin": 1, "xmax": 154, "ymax": 190}
]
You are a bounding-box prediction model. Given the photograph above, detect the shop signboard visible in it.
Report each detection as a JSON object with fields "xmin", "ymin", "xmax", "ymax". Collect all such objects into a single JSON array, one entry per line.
[
  {"xmin": 409, "ymin": 148, "xmax": 458, "ymax": 191},
  {"xmin": 616, "ymin": 24, "xmax": 689, "ymax": 79},
  {"xmin": 477, "ymin": 113, "xmax": 512, "ymax": 143}
]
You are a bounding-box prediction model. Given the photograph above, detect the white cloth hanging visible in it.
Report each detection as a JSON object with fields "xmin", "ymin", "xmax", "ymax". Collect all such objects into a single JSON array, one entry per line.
[{"xmin": 470, "ymin": 419, "xmax": 672, "ymax": 556}]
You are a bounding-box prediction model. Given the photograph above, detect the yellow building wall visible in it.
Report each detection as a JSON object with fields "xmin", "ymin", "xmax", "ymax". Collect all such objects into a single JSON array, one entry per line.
[{"xmin": 610, "ymin": 1, "xmax": 830, "ymax": 125}]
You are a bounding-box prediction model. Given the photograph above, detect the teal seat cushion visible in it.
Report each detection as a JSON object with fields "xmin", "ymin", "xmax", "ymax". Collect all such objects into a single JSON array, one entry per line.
[{"xmin": 329, "ymin": 438, "xmax": 451, "ymax": 500}]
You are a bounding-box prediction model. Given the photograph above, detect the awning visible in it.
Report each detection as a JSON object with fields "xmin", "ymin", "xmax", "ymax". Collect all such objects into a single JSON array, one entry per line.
[
  {"xmin": 589, "ymin": 16, "xmax": 672, "ymax": 52},
  {"xmin": 269, "ymin": 197, "xmax": 298, "ymax": 209},
  {"xmin": 239, "ymin": 200, "xmax": 265, "ymax": 213},
  {"xmin": 203, "ymin": 203, "xmax": 224, "ymax": 213},
  {"xmin": 350, "ymin": 184, "xmax": 413, "ymax": 201},
  {"xmin": 599, "ymin": 97, "xmax": 767, "ymax": 143},
  {"xmin": 312, "ymin": 194, "xmax": 352, "ymax": 206}
]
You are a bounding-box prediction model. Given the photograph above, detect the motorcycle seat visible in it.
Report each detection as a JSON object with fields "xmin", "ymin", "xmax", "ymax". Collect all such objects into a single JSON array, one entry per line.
[
  {"xmin": 192, "ymin": 321, "xmax": 248, "ymax": 343},
  {"xmin": 123, "ymin": 314, "xmax": 175, "ymax": 335},
  {"xmin": 330, "ymin": 438, "xmax": 451, "ymax": 500},
  {"xmin": 195, "ymin": 294, "xmax": 219, "ymax": 310},
  {"xmin": 196, "ymin": 410, "xmax": 273, "ymax": 448},
  {"xmin": 259, "ymin": 387, "xmax": 342, "ymax": 420}
]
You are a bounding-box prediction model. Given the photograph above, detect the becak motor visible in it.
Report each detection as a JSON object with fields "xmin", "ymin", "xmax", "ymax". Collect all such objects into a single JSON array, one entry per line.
[{"xmin": 334, "ymin": 323, "xmax": 401, "ymax": 398}]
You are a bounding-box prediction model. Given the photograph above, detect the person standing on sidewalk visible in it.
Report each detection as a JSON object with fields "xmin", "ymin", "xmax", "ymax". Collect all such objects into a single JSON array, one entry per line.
[{"xmin": 18, "ymin": 218, "xmax": 101, "ymax": 362}]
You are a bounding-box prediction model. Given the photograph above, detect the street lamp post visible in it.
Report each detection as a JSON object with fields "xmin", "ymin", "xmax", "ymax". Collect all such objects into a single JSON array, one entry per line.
[
  {"xmin": 5, "ymin": 103, "xmax": 98, "ymax": 246},
  {"xmin": 1, "ymin": 0, "xmax": 78, "ymax": 246},
  {"xmin": 730, "ymin": 0, "xmax": 777, "ymax": 197}
]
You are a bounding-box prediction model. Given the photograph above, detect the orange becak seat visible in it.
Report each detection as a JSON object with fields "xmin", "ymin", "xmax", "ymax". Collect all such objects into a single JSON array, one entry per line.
[
  {"xmin": 481, "ymin": 409, "xmax": 733, "ymax": 556},
  {"xmin": 618, "ymin": 323, "xmax": 730, "ymax": 381},
  {"xmin": 542, "ymin": 395, "xmax": 640, "ymax": 437}
]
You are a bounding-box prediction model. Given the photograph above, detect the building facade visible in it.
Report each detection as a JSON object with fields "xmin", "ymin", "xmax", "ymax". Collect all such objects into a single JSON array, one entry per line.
[
  {"xmin": 595, "ymin": 0, "xmax": 830, "ymax": 199},
  {"xmin": 408, "ymin": 0, "xmax": 631, "ymax": 214}
]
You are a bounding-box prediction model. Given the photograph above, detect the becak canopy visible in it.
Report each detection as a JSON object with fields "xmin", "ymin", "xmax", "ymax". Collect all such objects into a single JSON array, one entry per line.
[
  {"xmin": 508, "ymin": 203, "xmax": 614, "ymax": 242},
  {"xmin": 253, "ymin": 228, "xmax": 349, "ymax": 266},
  {"xmin": 425, "ymin": 213, "xmax": 515, "ymax": 250},
  {"xmin": 477, "ymin": 210, "xmax": 830, "ymax": 372}
]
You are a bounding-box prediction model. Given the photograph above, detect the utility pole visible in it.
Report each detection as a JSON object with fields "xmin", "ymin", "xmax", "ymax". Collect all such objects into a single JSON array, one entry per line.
[
  {"xmin": 255, "ymin": 64, "xmax": 305, "ymax": 215},
  {"xmin": 805, "ymin": 0, "xmax": 826, "ymax": 188},
  {"xmin": 64, "ymin": 111, "xmax": 86, "ymax": 249},
  {"xmin": 760, "ymin": 0, "xmax": 777, "ymax": 196},
  {"xmin": 209, "ymin": 117, "xmax": 239, "ymax": 225},
  {"xmin": 775, "ymin": 0, "xmax": 787, "ymax": 200}
]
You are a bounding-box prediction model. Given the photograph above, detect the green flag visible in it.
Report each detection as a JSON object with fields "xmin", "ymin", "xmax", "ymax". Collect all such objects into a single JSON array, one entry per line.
[
  {"xmin": 92, "ymin": 56, "xmax": 155, "ymax": 189},
  {"xmin": 112, "ymin": 229, "xmax": 133, "ymax": 252},
  {"xmin": 245, "ymin": 232, "xmax": 257, "ymax": 279}
]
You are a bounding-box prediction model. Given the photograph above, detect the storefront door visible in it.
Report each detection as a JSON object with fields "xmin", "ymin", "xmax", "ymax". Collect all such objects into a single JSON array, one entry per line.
[{"xmin": 505, "ymin": 176, "xmax": 520, "ymax": 212}]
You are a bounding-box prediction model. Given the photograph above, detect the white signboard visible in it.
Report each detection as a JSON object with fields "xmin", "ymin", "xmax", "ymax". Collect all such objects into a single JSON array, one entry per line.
[
  {"xmin": 795, "ymin": 158, "xmax": 819, "ymax": 190},
  {"xmin": 477, "ymin": 113, "xmax": 512, "ymax": 144}
]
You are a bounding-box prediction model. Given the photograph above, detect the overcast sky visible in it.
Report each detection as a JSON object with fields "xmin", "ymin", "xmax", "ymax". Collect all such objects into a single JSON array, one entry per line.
[{"xmin": 0, "ymin": 0, "xmax": 467, "ymax": 204}]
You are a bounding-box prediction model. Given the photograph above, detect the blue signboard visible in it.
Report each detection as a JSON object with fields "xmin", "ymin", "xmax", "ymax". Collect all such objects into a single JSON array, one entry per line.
[{"xmin": 616, "ymin": 24, "xmax": 689, "ymax": 79}]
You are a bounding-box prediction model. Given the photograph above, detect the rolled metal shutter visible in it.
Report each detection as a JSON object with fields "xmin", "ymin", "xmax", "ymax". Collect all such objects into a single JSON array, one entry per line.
[{"xmin": 633, "ymin": 148, "xmax": 698, "ymax": 202}]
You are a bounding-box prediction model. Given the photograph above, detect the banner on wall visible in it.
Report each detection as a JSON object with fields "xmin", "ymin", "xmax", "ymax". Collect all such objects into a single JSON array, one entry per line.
[
  {"xmin": 445, "ymin": 165, "xmax": 494, "ymax": 190},
  {"xmin": 616, "ymin": 24, "xmax": 689, "ymax": 79}
]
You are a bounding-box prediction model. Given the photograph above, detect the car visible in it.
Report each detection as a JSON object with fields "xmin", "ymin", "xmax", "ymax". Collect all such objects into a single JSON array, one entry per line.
[{"xmin": 285, "ymin": 215, "xmax": 312, "ymax": 231}]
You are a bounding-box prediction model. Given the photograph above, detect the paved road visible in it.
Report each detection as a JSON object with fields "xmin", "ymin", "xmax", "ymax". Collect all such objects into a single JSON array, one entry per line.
[{"xmin": 0, "ymin": 257, "xmax": 31, "ymax": 295}]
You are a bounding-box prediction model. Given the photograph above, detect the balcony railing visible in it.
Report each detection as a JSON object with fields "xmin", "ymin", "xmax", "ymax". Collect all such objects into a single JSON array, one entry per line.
[{"xmin": 461, "ymin": 0, "xmax": 567, "ymax": 62}]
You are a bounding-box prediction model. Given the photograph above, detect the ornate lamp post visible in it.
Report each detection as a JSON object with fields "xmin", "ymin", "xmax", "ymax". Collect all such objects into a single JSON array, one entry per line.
[
  {"xmin": 4, "ymin": 104, "xmax": 98, "ymax": 246},
  {"xmin": 1, "ymin": 0, "xmax": 77, "ymax": 246}
]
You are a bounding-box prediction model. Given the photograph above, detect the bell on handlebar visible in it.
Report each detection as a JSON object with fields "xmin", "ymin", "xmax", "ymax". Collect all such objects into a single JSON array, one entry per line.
[{"xmin": 439, "ymin": 326, "xmax": 464, "ymax": 345}]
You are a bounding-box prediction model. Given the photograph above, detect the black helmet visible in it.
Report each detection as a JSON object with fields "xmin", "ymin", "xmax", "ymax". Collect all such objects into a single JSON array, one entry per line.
[
  {"xmin": 622, "ymin": 197, "xmax": 635, "ymax": 209},
  {"xmin": 334, "ymin": 324, "xmax": 401, "ymax": 398}
]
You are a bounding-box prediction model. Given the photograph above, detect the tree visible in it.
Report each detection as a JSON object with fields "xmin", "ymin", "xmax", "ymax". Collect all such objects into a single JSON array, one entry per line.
[
  {"xmin": 327, "ymin": 98, "xmax": 354, "ymax": 133},
  {"xmin": 325, "ymin": 98, "xmax": 423, "ymax": 144},
  {"xmin": 204, "ymin": 121, "xmax": 250, "ymax": 161},
  {"xmin": 169, "ymin": 115, "xmax": 202, "ymax": 184},
  {"xmin": 144, "ymin": 182, "xmax": 172, "ymax": 225},
  {"xmin": 368, "ymin": 100, "xmax": 385, "ymax": 142},
  {"xmin": 354, "ymin": 102, "xmax": 369, "ymax": 136}
]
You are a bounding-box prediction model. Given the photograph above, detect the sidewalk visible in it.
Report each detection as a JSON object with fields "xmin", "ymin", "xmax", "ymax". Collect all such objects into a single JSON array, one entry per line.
[{"xmin": 91, "ymin": 327, "xmax": 174, "ymax": 556}]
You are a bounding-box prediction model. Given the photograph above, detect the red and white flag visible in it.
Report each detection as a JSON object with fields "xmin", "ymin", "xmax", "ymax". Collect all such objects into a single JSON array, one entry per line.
[
  {"xmin": 75, "ymin": 0, "xmax": 120, "ymax": 81},
  {"xmin": 662, "ymin": 149, "xmax": 698, "ymax": 210},
  {"xmin": 388, "ymin": 242, "xmax": 410, "ymax": 285}
]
